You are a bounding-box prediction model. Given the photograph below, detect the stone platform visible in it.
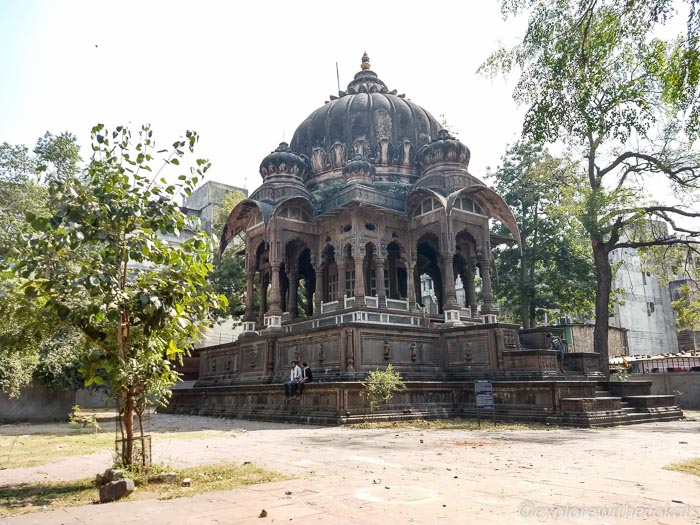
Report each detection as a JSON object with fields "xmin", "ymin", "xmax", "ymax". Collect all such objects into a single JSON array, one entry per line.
[
  {"xmin": 165, "ymin": 321, "xmax": 682, "ymax": 427},
  {"xmin": 165, "ymin": 379, "xmax": 682, "ymax": 427}
]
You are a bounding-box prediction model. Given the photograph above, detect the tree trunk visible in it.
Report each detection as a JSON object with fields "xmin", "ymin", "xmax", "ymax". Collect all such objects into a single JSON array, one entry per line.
[
  {"xmin": 592, "ymin": 236, "xmax": 611, "ymax": 378},
  {"xmin": 121, "ymin": 391, "xmax": 135, "ymax": 466},
  {"xmin": 520, "ymin": 248, "xmax": 530, "ymax": 329}
]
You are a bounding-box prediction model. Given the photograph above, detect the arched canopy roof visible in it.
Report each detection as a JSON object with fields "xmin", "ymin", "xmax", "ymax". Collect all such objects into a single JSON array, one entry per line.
[
  {"xmin": 220, "ymin": 199, "xmax": 274, "ymax": 255},
  {"xmin": 406, "ymin": 188, "xmax": 447, "ymax": 216},
  {"xmin": 446, "ymin": 186, "xmax": 521, "ymax": 250},
  {"xmin": 271, "ymin": 196, "xmax": 315, "ymax": 220}
]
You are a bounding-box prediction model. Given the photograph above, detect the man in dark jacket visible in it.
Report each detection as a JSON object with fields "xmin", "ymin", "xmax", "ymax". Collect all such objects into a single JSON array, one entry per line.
[{"xmin": 295, "ymin": 362, "xmax": 313, "ymax": 399}]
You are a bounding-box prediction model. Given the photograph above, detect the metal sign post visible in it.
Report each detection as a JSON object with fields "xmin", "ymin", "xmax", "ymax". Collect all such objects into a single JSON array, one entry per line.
[{"xmin": 474, "ymin": 380, "xmax": 495, "ymax": 428}]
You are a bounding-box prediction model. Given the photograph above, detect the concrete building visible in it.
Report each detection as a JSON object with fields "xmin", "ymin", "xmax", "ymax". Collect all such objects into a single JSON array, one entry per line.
[
  {"xmin": 182, "ymin": 180, "xmax": 247, "ymax": 235},
  {"xmin": 609, "ymin": 245, "xmax": 678, "ymax": 355}
]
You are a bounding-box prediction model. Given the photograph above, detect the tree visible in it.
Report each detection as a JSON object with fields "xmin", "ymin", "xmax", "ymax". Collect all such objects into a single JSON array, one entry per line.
[
  {"xmin": 482, "ymin": 0, "xmax": 700, "ymax": 375},
  {"xmin": 0, "ymin": 135, "xmax": 87, "ymax": 397},
  {"xmin": 8, "ymin": 124, "xmax": 226, "ymax": 466},
  {"xmin": 209, "ymin": 190, "xmax": 247, "ymax": 320},
  {"xmin": 490, "ymin": 142, "xmax": 596, "ymax": 327}
]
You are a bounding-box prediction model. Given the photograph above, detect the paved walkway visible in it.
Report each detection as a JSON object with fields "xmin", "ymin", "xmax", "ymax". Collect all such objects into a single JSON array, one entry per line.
[{"xmin": 1, "ymin": 414, "xmax": 700, "ymax": 524}]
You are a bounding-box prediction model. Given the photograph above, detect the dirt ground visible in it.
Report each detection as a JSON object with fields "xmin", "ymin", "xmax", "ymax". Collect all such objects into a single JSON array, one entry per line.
[{"xmin": 1, "ymin": 413, "xmax": 700, "ymax": 525}]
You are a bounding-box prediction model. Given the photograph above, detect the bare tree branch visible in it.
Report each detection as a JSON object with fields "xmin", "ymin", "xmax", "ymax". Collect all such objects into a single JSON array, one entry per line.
[{"xmin": 598, "ymin": 151, "xmax": 700, "ymax": 184}]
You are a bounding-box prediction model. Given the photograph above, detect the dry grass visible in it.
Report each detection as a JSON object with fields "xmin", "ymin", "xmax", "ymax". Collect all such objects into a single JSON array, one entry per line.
[
  {"xmin": 0, "ymin": 426, "xmax": 241, "ymax": 470},
  {"xmin": 348, "ymin": 418, "xmax": 558, "ymax": 431},
  {"xmin": 0, "ymin": 462, "xmax": 290, "ymax": 517},
  {"xmin": 665, "ymin": 458, "xmax": 700, "ymax": 478}
]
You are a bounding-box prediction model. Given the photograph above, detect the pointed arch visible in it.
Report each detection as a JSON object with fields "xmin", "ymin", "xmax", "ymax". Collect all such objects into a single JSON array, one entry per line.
[
  {"xmin": 220, "ymin": 199, "xmax": 275, "ymax": 255},
  {"xmin": 446, "ymin": 186, "xmax": 521, "ymax": 250}
]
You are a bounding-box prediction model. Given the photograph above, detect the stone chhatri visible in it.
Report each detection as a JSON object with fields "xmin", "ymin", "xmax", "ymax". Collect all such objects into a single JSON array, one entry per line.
[{"xmin": 169, "ymin": 54, "xmax": 681, "ymax": 428}]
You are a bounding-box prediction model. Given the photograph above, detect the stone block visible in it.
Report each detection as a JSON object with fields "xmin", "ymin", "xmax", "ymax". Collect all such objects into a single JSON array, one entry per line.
[
  {"xmin": 148, "ymin": 472, "xmax": 178, "ymax": 484},
  {"xmin": 99, "ymin": 478, "xmax": 135, "ymax": 503}
]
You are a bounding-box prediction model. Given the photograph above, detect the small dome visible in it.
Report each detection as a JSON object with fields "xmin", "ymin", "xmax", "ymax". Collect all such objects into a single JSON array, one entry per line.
[
  {"xmin": 417, "ymin": 129, "xmax": 471, "ymax": 173},
  {"xmin": 342, "ymin": 153, "xmax": 375, "ymax": 186},
  {"xmin": 259, "ymin": 142, "xmax": 308, "ymax": 181},
  {"xmin": 289, "ymin": 54, "xmax": 442, "ymax": 178}
]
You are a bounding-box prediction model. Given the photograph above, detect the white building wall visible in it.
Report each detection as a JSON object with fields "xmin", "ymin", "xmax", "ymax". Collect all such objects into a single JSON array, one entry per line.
[{"xmin": 609, "ymin": 247, "xmax": 678, "ymax": 355}]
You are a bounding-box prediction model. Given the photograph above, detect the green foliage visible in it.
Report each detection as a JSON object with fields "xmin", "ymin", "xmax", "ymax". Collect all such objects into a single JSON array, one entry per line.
[
  {"xmin": 0, "ymin": 134, "xmax": 88, "ymax": 397},
  {"xmin": 6, "ymin": 124, "xmax": 226, "ymax": 466},
  {"xmin": 482, "ymin": 0, "xmax": 700, "ymax": 369},
  {"xmin": 68, "ymin": 405, "xmax": 102, "ymax": 433},
  {"xmin": 490, "ymin": 142, "xmax": 596, "ymax": 326},
  {"xmin": 360, "ymin": 364, "xmax": 406, "ymax": 412},
  {"xmin": 610, "ymin": 370, "xmax": 630, "ymax": 382},
  {"xmin": 209, "ymin": 190, "xmax": 247, "ymax": 320},
  {"xmin": 672, "ymin": 285, "xmax": 700, "ymax": 331}
]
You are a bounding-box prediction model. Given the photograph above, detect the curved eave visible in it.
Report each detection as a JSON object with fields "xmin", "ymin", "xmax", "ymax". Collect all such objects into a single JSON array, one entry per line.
[
  {"xmin": 447, "ymin": 186, "xmax": 522, "ymax": 252},
  {"xmin": 220, "ymin": 199, "xmax": 274, "ymax": 255},
  {"xmin": 271, "ymin": 195, "xmax": 314, "ymax": 219},
  {"xmin": 406, "ymin": 187, "xmax": 448, "ymax": 216}
]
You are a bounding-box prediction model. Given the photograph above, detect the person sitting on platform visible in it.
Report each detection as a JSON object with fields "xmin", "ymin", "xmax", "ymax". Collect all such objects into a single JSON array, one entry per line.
[
  {"xmin": 284, "ymin": 361, "xmax": 302, "ymax": 400},
  {"xmin": 294, "ymin": 362, "xmax": 313, "ymax": 399}
]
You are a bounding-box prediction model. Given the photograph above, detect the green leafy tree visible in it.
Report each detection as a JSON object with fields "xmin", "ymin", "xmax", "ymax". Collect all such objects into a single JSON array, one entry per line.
[
  {"xmin": 8, "ymin": 124, "xmax": 226, "ymax": 466},
  {"xmin": 640, "ymin": 243, "xmax": 700, "ymax": 331},
  {"xmin": 0, "ymin": 135, "xmax": 87, "ymax": 397},
  {"xmin": 209, "ymin": 190, "xmax": 247, "ymax": 320},
  {"xmin": 490, "ymin": 142, "xmax": 596, "ymax": 327},
  {"xmin": 482, "ymin": 0, "xmax": 700, "ymax": 374}
]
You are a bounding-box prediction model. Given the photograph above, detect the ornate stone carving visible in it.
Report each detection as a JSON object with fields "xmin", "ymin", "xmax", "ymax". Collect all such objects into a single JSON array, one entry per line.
[
  {"xmin": 259, "ymin": 142, "xmax": 308, "ymax": 180},
  {"xmin": 342, "ymin": 154, "xmax": 375, "ymax": 186},
  {"xmin": 330, "ymin": 142, "xmax": 347, "ymax": 169},
  {"xmin": 503, "ymin": 330, "xmax": 518, "ymax": 348},
  {"xmin": 464, "ymin": 341, "xmax": 472, "ymax": 363},
  {"xmin": 318, "ymin": 343, "xmax": 325, "ymax": 363},
  {"xmin": 417, "ymin": 129, "xmax": 471, "ymax": 173},
  {"xmin": 374, "ymin": 138, "xmax": 394, "ymax": 165},
  {"xmin": 396, "ymin": 140, "xmax": 415, "ymax": 167},
  {"xmin": 383, "ymin": 340, "xmax": 391, "ymax": 360},
  {"xmin": 310, "ymin": 148, "xmax": 329, "ymax": 174},
  {"xmin": 346, "ymin": 329, "xmax": 355, "ymax": 371},
  {"xmin": 410, "ymin": 342, "xmax": 417, "ymax": 362}
]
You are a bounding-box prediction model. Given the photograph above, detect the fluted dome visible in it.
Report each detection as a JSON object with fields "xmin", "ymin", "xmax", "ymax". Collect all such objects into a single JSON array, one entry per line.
[
  {"xmin": 259, "ymin": 142, "xmax": 308, "ymax": 181},
  {"xmin": 289, "ymin": 53, "xmax": 442, "ymax": 178},
  {"xmin": 417, "ymin": 129, "xmax": 471, "ymax": 172}
]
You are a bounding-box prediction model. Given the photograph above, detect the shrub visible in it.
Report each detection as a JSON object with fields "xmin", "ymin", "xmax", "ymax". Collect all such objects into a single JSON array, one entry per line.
[{"xmin": 361, "ymin": 364, "xmax": 406, "ymax": 412}]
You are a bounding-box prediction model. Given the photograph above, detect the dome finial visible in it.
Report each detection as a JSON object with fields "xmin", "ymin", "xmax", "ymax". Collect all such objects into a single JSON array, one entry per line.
[{"xmin": 361, "ymin": 52, "xmax": 371, "ymax": 70}]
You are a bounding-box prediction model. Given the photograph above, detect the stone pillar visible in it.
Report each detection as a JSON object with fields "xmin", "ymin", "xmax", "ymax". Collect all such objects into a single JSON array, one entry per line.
[
  {"xmin": 337, "ymin": 260, "xmax": 346, "ymax": 305},
  {"xmin": 480, "ymin": 256, "xmax": 498, "ymax": 322},
  {"xmin": 265, "ymin": 262, "xmax": 282, "ymax": 328},
  {"xmin": 242, "ymin": 270, "xmax": 256, "ymax": 333},
  {"xmin": 375, "ymin": 256, "xmax": 386, "ymax": 308},
  {"xmin": 305, "ymin": 279, "xmax": 313, "ymax": 316},
  {"xmin": 388, "ymin": 255, "xmax": 398, "ymax": 298},
  {"xmin": 466, "ymin": 263, "xmax": 477, "ymax": 317},
  {"xmin": 314, "ymin": 265, "xmax": 324, "ymax": 314},
  {"xmin": 442, "ymin": 253, "xmax": 461, "ymax": 324},
  {"xmin": 442, "ymin": 254, "xmax": 458, "ymax": 309},
  {"xmin": 354, "ymin": 255, "xmax": 365, "ymax": 306},
  {"xmin": 406, "ymin": 261, "xmax": 416, "ymax": 310},
  {"xmin": 258, "ymin": 271, "xmax": 268, "ymax": 329},
  {"xmin": 288, "ymin": 265, "xmax": 298, "ymax": 320}
]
